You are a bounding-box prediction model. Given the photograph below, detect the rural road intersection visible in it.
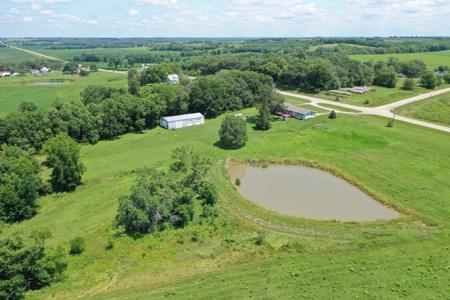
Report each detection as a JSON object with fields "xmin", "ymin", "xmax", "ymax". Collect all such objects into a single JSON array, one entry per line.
[{"xmin": 279, "ymin": 89, "xmax": 450, "ymax": 133}]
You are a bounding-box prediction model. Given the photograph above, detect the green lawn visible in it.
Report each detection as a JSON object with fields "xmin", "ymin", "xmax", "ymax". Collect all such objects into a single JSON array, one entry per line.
[
  {"xmin": 0, "ymin": 47, "xmax": 41, "ymax": 64},
  {"xmin": 0, "ymin": 110, "xmax": 447, "ymax": 299},
  {"xmin": 290, "ymin": 79, "xmax": 450, "ymax": 107},
  {"xmin": 0, "ymin": 71, "xmax": 127, "ymax": 112},
  {"xmin": 397, "ymin": 92, "xmax": 450, "ymax": 126},
  {"xmin": 23, "ymin": 47, "xmax": 154, "ymax": 61},
  {"xmin": 350, "ymin": 50, "xmax": 450, "ymax": 70}
]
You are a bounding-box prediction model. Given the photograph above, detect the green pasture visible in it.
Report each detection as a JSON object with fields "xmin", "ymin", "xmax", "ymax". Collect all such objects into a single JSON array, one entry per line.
[
  {"xmin": 350, "ymin": 50, "xmax": 450, "ymax": 70},
  {"xmin": 0, "ymin": 109, "xmax": 447, "ymax": 299},
  {"xmin": 0, "ymin": 71, "xmax": 127, "ymax": 112},
  {"xmin": 397, "ymin": 92, "xmax": 450, "ymax": 126},
  {"xmin": 0, "ymin": 47, "xmax": 40, "ymax": 64}
]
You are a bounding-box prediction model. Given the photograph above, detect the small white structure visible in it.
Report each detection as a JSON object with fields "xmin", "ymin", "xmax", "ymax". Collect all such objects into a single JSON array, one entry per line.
[
  {"xmin": 0, "ymin": 71, "xmax": 11, "ymax": 78},
  {"xmin": 167, "ymin": 74, "xmax": 180, "ymax": 84},
  {"xmin": 160, "ymin": 113, "xmax": 205, "ymax": 130},
  {"xmin": 12, "ymin": 72, "xmax": 21, "ymax": 77},
  {"xmin": 40, "ymin": 67, "xmax": 49, "ymax": 74},
  {"xmin": 31, "ymin": 69, "xmax": 40, "ymax": 75}
]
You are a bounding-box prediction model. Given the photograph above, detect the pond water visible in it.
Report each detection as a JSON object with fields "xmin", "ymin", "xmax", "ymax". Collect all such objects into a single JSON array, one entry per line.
[
  {"xmin": 29, "ymin": 81, "xmax": 65, "ymax": 86},
  {"xmin": 229, "ymin": 165, "xmax": 398, "ymax": 222}
]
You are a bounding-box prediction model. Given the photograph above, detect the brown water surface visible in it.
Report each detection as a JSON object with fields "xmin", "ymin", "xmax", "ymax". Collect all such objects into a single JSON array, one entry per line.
[{"xmin": 229, "ymin": 164, "xmax": 398, "ymax": 222}]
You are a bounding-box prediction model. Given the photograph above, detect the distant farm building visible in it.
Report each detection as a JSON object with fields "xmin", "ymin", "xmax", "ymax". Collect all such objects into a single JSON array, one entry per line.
[
  {"xmin": 160, "ymin": 113, "xmax": 205, "ymax": 130},
  {"xmin": 345, "ymin": 86, "xmax": 372, "ymax": 94},
  {"xmin": 167, "ymin": 74, "xmax": 180, "ymax": 84},
  {"xmin": 40, "ymin": 67, "xmax": 49, "ymax": 74},
  {"xmin": 283, "ymin": 103, "xmax": 316, "ymax": 120},
  {"xmin": 0, "ymin": 71, "xmax": 11, "ymax": 77}
]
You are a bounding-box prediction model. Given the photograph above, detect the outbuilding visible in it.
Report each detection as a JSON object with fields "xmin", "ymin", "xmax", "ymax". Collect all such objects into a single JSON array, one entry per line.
[
  {"xmin": 0, "ymin": 71, "xmax": 11, "ymax": 78},
  {"xmin": 160, "ymin": 113, "xmax": 205, "ymax": 130},
  {"xmin": 167, "ymin": 74, "xmax": 180, "ymax": 84},
  {"xmin": 283, "ymin": 103, "xmax": 316, "ymax": 120}
]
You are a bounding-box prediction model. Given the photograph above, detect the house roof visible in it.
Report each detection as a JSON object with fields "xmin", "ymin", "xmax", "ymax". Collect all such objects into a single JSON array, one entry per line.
[
  {"xmin": 284, "ymin": 103, "xmax": 315, "ymax": 114},
  {"xmin": 161, "ymin": 113, "xmax": 204, "ymax": 123},
  {"xmin": 168, "ymin": 74, "xmax": 179, "ymax": 80}
]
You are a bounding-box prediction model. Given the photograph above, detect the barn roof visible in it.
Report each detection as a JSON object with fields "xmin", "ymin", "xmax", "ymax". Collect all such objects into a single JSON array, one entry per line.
[{"xmin": 161, "ymin": 113, "xmax": 204, "ymax": 123}]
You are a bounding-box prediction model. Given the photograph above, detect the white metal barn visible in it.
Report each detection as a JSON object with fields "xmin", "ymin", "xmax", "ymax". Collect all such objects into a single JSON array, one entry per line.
[{"xmin": 160, "ymin": 113, "xmax": 205, "ymax": 130}]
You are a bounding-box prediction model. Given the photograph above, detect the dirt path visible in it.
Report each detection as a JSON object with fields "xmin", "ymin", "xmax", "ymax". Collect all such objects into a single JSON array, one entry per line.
[{"xmin": 279, "ymin": 90, "xmax": 450, "ymax": 133}]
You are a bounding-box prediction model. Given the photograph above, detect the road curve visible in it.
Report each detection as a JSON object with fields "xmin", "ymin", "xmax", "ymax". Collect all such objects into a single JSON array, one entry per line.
[{"xmin": 278, "ymin": 90, "xmax": 450, "ymax": 134}]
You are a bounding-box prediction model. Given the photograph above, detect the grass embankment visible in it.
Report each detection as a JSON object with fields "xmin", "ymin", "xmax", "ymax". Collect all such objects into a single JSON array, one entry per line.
[
  {"xmin": 397, "ymin": 92, "xmax": 450, "ymax": 126},
  {"xmin": 350, "ymin": 50, "xmax": 450, "ymax": 70},
  {"xmin": 288, "ymin": 79, "xmax": 450, "ymax": 107},
  {"xmin": 0, "ymin": 46, "xmax": 40, "ymax": 63},
  {"xmin": 0, "ymin": 71, "xmax": 127, "ymax": 112},
  {"xmin": 1, "ymin": 112, "xmax": 449, "ymax": 299}
]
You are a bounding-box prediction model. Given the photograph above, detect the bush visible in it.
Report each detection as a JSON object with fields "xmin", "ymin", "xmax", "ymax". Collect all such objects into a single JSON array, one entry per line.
[
  {"xmin": 402, "ymin": 78, "xmax": 416, "ymax": 90},
  {"xmin": 363, "ymin": 99, "xmax": 370, "ymax": 105},
  {"xmin": 386, "ymin": 120, "xmax": 395, "ymax": 127},
  {"xmin": 69, "ymin": 237, "xmax": 85, "ymax": 255},
  {"xmin": 235, "ymin": 178, "xmax": 241, "ymax": 186},
  {"xmin": 105, "ymin": 238, "xmax": 114, "ymax": 251},
  {"xmin": 443, "ymin": 71, "xmax": 450, "ymax": 84},
  {"xmin": 328, "ymin": 110, "xmax": 337, "ymax": 119},
  {"xmin": 219, "ymin": 115, "xmax": 248, "ymax": 149},
  {"xmin": 254, "ymin": 233, "xmax": 265, "ymax": 246},
  {"xmin": 420, "ymin": 71, "xmax": 440, "ymax": 89}
]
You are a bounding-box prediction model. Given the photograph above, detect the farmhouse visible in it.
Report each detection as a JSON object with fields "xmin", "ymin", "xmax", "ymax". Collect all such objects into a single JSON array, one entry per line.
[
  {"xmin": 167, "ymin": 74, "xmax": 180, "ymax": 84},
  {"xmin": 283, "ymin": 103, "xmax": 316, "ymax": 120},
  {"xmin": 40, "ymin": 67, "xmax": 49, "ymax": 74},
  {"xmin": 31, "ymin": 69, "xmax": 40, "ymax": 75},
  {"xmin": 0, "ymin": 71, "xmax": 11, "ymax": 77},
  {"xmin": 160, "ymin": 113, "xmax": 205, "ymax": 130}
]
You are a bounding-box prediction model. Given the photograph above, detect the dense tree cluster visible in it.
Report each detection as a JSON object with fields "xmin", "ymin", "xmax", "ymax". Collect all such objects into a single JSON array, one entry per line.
[
  {"xmin": 0, "ymin": 145, "xmax": 42, "ymax": 223},
  {"xmin": 116, "ymin": 146, "xmax": 217, "ymax": 235}
]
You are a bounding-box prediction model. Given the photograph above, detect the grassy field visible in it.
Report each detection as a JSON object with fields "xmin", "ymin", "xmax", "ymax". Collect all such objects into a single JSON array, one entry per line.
[
  {"xmin": 1, "ymin": 108, "xmax": 448, "ymax": 299},
  {"xmin": 350, "ymin": 50, "xmax": 450, "ymax": 70},
  {"xmin": 0, "ymin": 71, "xmax": 127, "ymax": 112},
  {"xmin": 0, "ymin": 46, "xmax": 41, "ymax": 63},
  {"xmin": 23, "ymin": 47, "xmax": 153, "ymax": 61},
  {"xmin": 318, "ymin": 103, "xmax": 361, "ymax": 113},
  {"xmin": 292, "ymin": 79, "xmax": 450, "ymax": 107},
  {"xmin": 397, "ymin": 92, "xmax": 450, "ymax": 126}
]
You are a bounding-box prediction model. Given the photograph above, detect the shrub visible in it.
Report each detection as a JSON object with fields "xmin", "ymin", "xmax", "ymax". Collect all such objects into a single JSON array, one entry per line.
[
  {"xmin": 235, "ymin": 178, "xmax": 241, "ymax": 186},
  {"xmin": 402, "ymin": 78, "xmax": 416, "ymax": 90},
  {"xmin": 254, "ymin": 233, "xmax": 265, "ymax": 246},
  {"xmin": 420, "ymin": 71, "xmax": 440, "ymax": 89},
  {"xmin": 219, "ymin": 115, "xmax": 248, "ymax": 149},
  {"xmin": 69, "ymin": 237, "xmax": 85, "ymax": 255},
  {"xmin": 105, "ymin": 238, "xmax": 114, "ymax": 251},
  {"xmin": 363, "ymin": 99, "xmax": 370, "ymax": 105},
  {"xmin": 386, "ymin": 120, "xmax": 395, "ymax": 127},
  {"xmin": 443, "ymin": 71, "xmax": 450, "ymax": 84},
  {"xmin": 328, "ymin": 110, "xmax": 337, "ymax": 119}
]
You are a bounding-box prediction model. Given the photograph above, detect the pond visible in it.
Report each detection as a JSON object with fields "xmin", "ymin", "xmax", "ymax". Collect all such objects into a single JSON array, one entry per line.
[
  {"xmin": 29, "ymin": 81, "xmax": 65, "ymax": 86},
  {"xmin": 229, "ymin": 164, "xmax": 398, "ymax": 222}
]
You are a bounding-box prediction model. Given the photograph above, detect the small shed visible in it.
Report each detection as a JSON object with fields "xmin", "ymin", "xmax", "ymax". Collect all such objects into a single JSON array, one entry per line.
[
  {"xmin": 167, "ymin": 74, "xmax": 180, "ymax": 84},
  {"xmin": 283, "ymin": 103, "xmax": 316, "ymax": 120},
  {"xmin": 0, "ymin": 71, "xmax": 11, "ymax": 78},
  {"xmin": 160, "ymin": 113, "xmax": 205, "ymax": 130}
]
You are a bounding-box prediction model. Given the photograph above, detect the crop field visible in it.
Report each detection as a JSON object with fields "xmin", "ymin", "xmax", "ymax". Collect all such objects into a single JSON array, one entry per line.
[
  {"xmin": 397, "ymin": 92, "xmax": 450, "ymax": 126},
  {"xmin": 2, "ymin": 109, "xmax": 449, "ymax": 299},
  {"xmin": 0, "ymin": 46, "xmax": 41, "ymax": 63},
  {"xmin": 0, "ymin": 71, "xmax": 127, "ymax": 112},
  {"xmin": 350, "ymin": 50, "xmax": 450, "ymax": 70},
  {"xmin": 297, "ymin": 79, "xmax": 450, "ymax": 107},
  {"xmin": 24, "ymin": 47, "xmax": 156, "ymax": 61}
]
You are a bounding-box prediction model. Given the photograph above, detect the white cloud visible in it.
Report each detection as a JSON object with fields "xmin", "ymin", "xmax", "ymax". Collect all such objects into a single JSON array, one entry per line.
[
  {"xmin": 22, "ymin": 16, "xmax": 33, "ymax": 22},
  {"xmin": 31, "ymin": 3, "xmax": 42, "ymax": 9},
  {"xmin": 137, "ymin": 0, "xmax": 177, "ymax": 5},
  {"xmin": 11, "ymin": 0, "xmax": 71, "ymax": 3},
  {"xmin": 129, "ymin": 9, "xmax": 140, "ymax": 16}
]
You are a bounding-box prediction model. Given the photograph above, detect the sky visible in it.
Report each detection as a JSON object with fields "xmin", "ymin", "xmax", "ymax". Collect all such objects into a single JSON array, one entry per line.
[{"xmin": 1, "ymin": 0, "xmax": 450, "ymax": 37}]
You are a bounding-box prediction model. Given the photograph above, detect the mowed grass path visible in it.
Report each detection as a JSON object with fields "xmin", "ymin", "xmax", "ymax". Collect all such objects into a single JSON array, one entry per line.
[
  {"xmin": 350, "ymin": 50, "xmax": 450, "ymax": 70},
  {"xmin": 1, "ymin": 112, "xmax": 446, "ymax": 299},
  {"xmin": 0, "ymin": 71, "xmax": 127, "ymax": 112},
  {"xmin": 0, "ymin": 46, "xmax": 40, "ymax": 63},
  {"xmin": 397, "ymin": 92, "xmax": 450, "ymax": 126}
]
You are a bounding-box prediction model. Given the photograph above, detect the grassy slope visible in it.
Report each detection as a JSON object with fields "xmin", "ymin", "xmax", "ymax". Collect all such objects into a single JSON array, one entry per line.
[
  {"xmin": 0, "ymin": 71, "xmax": 127, "ymax": 112},
  {"xmin": 0, "ymin": 111, "xmax": 447, "ymax": 299},
  {"xmin": 291, "ymin": 79, "xmax": 450, "ymax": 107},
  {"xmin": 23, "ymin": 47, "xmax": 153, "ymax": 61},
  {"xmin": 350, "ymin": 50, "xmax": 450, "ymax": 69},
  {"xmin": 397, "ymin": 92, "xmax": 450, "ymax": 126},
  {"xmin": 0, "ymin": 47, "xmax": 40, "ymax": 63}
]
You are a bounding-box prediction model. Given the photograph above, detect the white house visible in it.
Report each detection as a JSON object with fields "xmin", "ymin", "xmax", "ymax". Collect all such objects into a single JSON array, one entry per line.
[
  {"xmin": 40, "ymin": 67, "xmax": 49, "ymax": 74},
  {"xmin": 167, "ymin": 74, "xmax": 180, "ymax": 84},
  {"xmin": 31, "ymin": 69, "xmax": 40, "ymax": 75},
  {"xmin": 283, "ymin": 103, "xmax": 316, "ymax": 120},
  {"xmin": 160, "ymin": 113, "xmax": 205, "ymax": 130},
  {"xmin": 0, "ymin": 71, "xmax": 11, "ymax": 78}
]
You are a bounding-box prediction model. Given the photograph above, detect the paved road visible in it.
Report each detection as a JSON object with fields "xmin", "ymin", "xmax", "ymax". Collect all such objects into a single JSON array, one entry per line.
[{"xmin": 279, "ymin": 90, "xmax": 450, "ymax": 133}]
